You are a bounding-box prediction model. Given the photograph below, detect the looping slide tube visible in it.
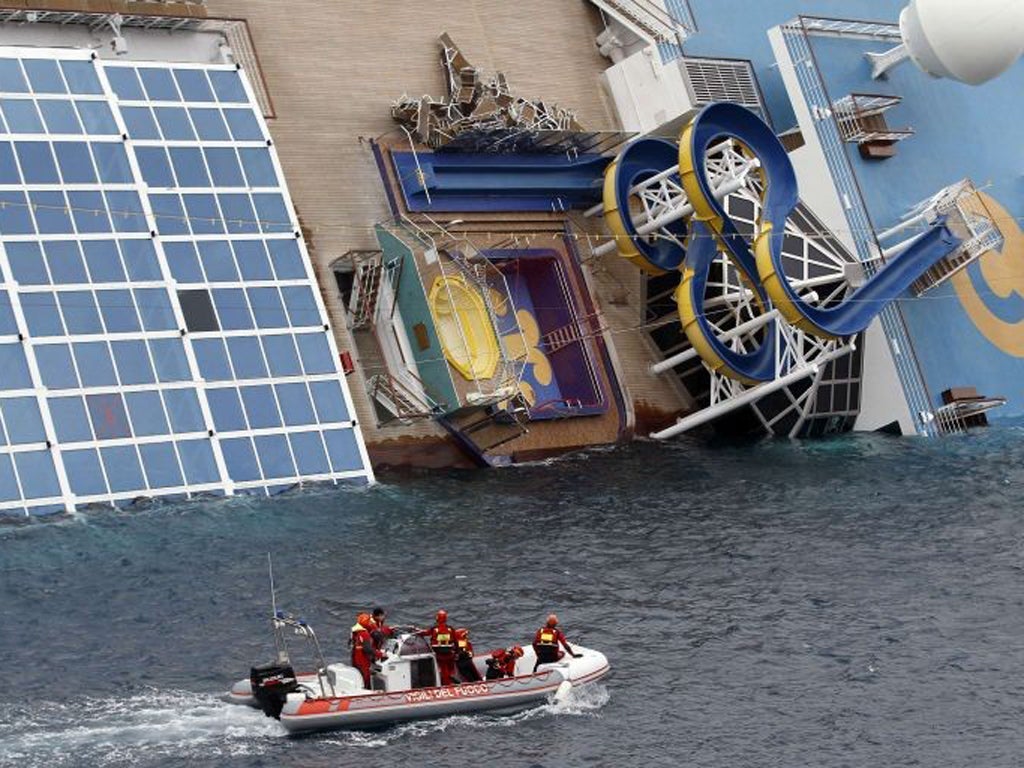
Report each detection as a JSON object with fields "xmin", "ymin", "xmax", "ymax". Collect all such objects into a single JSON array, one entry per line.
[{"xmin": 602, "ymin": 138, "xmax": 688, "ymax": 274}]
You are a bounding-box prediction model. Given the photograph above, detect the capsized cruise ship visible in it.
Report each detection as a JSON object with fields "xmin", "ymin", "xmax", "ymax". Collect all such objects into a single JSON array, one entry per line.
[{"xmin": 0, "ymin": 0, "xmax": 1021, "ymax": 516}]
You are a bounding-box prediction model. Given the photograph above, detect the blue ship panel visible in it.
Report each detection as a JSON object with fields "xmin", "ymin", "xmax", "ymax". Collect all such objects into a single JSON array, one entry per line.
[{"xmin": 0, "ymin": 50, "xmax": 372, "ymax": 517}]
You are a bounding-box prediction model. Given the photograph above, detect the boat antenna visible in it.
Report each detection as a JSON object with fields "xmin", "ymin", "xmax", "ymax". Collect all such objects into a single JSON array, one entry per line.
[
  {"xmin": 268, "ymin": 552, "xmax": 289, "ymax": 664},
  {"xmin": 268, "ymin": 552, "xmax": 278, "ymax": 618}
]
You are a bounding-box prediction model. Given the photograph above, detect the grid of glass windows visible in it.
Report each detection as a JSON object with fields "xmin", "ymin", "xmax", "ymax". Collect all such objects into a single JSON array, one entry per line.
[{"xmin": 0, "ymin": 51, "xmax": 371, "ymax": 516}]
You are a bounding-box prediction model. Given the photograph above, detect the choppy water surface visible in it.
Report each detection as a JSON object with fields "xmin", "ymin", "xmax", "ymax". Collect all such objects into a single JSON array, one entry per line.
[{"xmin": 3, "ymin": 427, "xmax": 1024, "ymax": 767}]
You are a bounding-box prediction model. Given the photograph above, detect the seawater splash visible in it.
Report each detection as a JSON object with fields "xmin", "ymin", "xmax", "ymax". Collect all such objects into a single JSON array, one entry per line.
[{"xmin": 0, "ymin": 690, "xmax": 282, "ymax": 768}]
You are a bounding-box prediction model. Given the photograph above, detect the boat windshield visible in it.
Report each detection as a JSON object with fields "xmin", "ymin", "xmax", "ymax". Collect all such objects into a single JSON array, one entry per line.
[{"xmin": 398, "ymin": 634, "xmax": 432, "ymax": 657}]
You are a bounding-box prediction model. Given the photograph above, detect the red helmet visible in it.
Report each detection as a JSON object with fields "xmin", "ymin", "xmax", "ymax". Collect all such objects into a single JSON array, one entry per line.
[
  {"xmin": 511, "ymin": 645, "xmax": 524, "ymax": 658},
  {"xmin": 454, "ymin": 627, "xmax": 469, "ymax": 639},
  {"xmin": 546, "ymin": 613, "xmax": 559, "ymax": 628},
  {"xmin": 436, "ymin": 609, "xmax": 448, "ymax": 624},
  {"xmin": 356, "ymin": 612, "xmax": 372, "ymax": 628}
]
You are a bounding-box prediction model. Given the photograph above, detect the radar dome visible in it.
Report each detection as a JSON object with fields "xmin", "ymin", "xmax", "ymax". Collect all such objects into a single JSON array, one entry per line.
[{"xmin": 900, "ymin": 0, "xmax": 1024, "ymax": 85}]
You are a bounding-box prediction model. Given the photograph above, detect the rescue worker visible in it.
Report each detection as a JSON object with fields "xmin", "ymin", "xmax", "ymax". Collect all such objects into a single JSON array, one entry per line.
[
  {"xmin": 532, "ymin": 614, "xmax": 582, "ymax": 672},
  {"xmin": 453, "ymin": 627, "xmax": 481, "ymax": 682},
  {"xmin": 350, "ymin": 612, "xmax": 382, "ymax": 689},
  {"xmin": 485, "ymin": 645, "xmax": 524, "ymax": 679},
  {"xmin": 370, "ymin": 606, "xmax": 394, "ymax": 652},
  {"xmin": 420, "ymin": 609, "xmax": 457, "ymax": 685}
]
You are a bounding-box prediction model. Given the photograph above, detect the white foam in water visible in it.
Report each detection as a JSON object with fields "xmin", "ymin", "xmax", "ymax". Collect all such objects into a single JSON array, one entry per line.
[{"xmin": 0, "ymin": 689, "xmax": 284, "ymax": 767}]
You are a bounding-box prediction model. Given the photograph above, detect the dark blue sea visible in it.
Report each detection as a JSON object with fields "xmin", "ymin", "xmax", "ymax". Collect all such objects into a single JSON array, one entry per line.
[{"xmin": 3, "ymin": 426, "xmax": 1024, "ymax": 767}]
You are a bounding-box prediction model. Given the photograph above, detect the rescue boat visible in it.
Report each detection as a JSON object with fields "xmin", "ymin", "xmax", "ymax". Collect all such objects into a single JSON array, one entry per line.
[{"xmin": 226, "ymin": 611, "xmax": 609, "ymax": 734}]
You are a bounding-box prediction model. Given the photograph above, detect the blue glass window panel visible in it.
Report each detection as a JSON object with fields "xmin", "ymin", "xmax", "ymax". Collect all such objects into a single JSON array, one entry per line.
[
  {"xmin": 323, "ymin": 428, "xmax": 363, "ymax": 473},
  {"xmin": 153, "ymin": 106, "xmax": 194, "ymax": 140},
  {"xmin": 223, "ymin": 108, "xmax": 262, "ymax": 141},
  {"xmin": 163, "ymin": 388, "xmax": 204, "ymax": 433},
  {"xmin": 35, "ymin": 344, "xmax": 78, "ymax": 389},
  {"xmin": 239, "ymin": 148, "xmax": 277, "ymax": 187},
  {"xmin": 121, "ymin": 239, "xmax": 161, "ymax": 281},
  {"xmin": 150, "ymin": 194, "xmax": 189, "ymax": 235},
  {"xmin": 255, "ymin": 433, "xmax": 294, "ymax": 480},
  {"xmin": 82, "ymin": 240, "xmax": 125, "ymax": 282},
  {"xmin": 261, "ymin": 334, "xmax": 302, "ymax": 377},
  {"xmin": 0, "ymin": 293, "xmax": 15, "ymax": 334},
  {"xmin": 100, "ymin": 444, "xmax": 145, "ymax": 492},
  {"xmin": 281, "ymin": 286, "xmax": 320, "ymax": 327},
  {"xmin": 91, "ymin": 143, "xmax": 132, "ymax": 184},
  {"xmin": 68, "ymin": 190, "xmax": 111, "ymax": 233},
  {"xmin": 8, "ymin": 242, "xmax": 48, "ymax": 284},
  {"xmin": 24, "ymin": 60, "xmax": 66, "ymax": 95},
  {"xmin": 137, "ymin": 146, "xmax": 175, "ymax": 187},
  {"xmin": 139, "ymin": 68, "xmax": 180, "ymax": 101},
  {"xmin": 0, "ymin": 59, "xmax": 28, "ymax": 93},
  {"xmin": 212, "ymin": 288, "xmax": 253, "ymax": 330},
  {"xmin": 126, "ymin": 391, "xmax": 169, "ymax": 437},
  {"xmin": 96, "ymin": 289, "xmax": 140, "ymax": 332},
  {"xmin": 49, "ymin": 396, "xmax": 93, "ymax": 443},
  {"xmin": 1, "ymin": 99, "xmax": 43, "ymax": 133},
  {"xmin": 207, "ymin": 387, "xmax": 247, "ymax": 431},
  {"xmin": 296, "ymin": 333, "xmax": 334, "ymax": 374},
  {"xmin": 73, "ymin": 341, "xmax": 117, "ymax": 386},
  {"xmin": 21, "ymin": 292, "xmax": 64, "ymax": 336},
  {"xmin": 221, "ymin": 437, "xmax": 260, "ymax": 482},
  {"xmin": 31, "ymin": 191, "xmax": 73, "ymax": 235},
  {"xmin": 234, "ymin": 240, "xmax": 273, "ymax": 280},
  {"xmin": 75, "ymin": 100, "xmax": 118, "ymax": 135},
  {"xmin": 58, "ymin": 290, "xmax": 103, "ymax": 334},
  {"xmin": 248, "ymin": 286, "xmax": 288, "ymax": 328},
  {"xmin": 219, "ymin": 194, "xmax": 259, "ymax": 235},
  {"xmin": 290, "ymin": 431, "xmax": 329, "ymax": 475},
  {"xmin": 111, "ymin": 339, "xmax": 155, "ymax": 385},
  {"xmin": 177, "ymin": 439, "xmax": 219, "ymax": 485},
  {"xmin": 198, "ymin": 240, "xmax": 237, "ymax": 282},
  {"xmin": 44, "ymin": 241, "xmax": 87, "ymax": 284},
  {"xmin": 63, "ymin": 449, "xmax": 106, "ymax": 497},
  {"xmin": 175, "ymin": 69, "xmax": 216, "ymax": 102},
  {"xmin": 204, "ymin": 147, "xmax": 244, "ymax": 187},
  {"xmin": 164, "ymin": 241, "xmax": 202, "ymax": 283},
  {"xmin": 54, "ymin": 141, "xmax": 96, "ymax": 183},
  {"xmin": 170, "ymin": 146, "xmax": 210, "ymax": 188},
  {"xmin": 267, "ymin": 239, "xmax": 305, "ymax": 279},
  {"xmin": 106, "ymin": 67, "xmax": 144, "ymax": 100},
  {"xmin": 39, "ymin": 100, "xmax": 81, "ymax": 134},
  {"xmin": 0, "ymin": 142, "xmax": 19, "ymax": 182},
  {"xmin": 0, "ymin": 453, "xmax": 16, "ymax": 501},
  {"xmin": 226, "ymin": 335, "xmax": 266, "ymax": 380},
  {"xmin": 253, "ymin": 193, "xmax": 291, "ymax": 233},
  {"xmin": 1, "ymin": 396, "xmax": 45, "ymax": 443},
  {"xmin": 193, "ymin": 338, "xmax": 232, "ymax": 381},
  {"xmin": 0, "ymin": 343, "xmax": 31, "ymax": 389},
  {"xmin": 0, "ymin": 191, "xmax": 33, "ymax": 234},
  {"xmin": 240, "ymin": 384, "xmax": 280, "ymax": 429},
  {"xmin": 105, "ymin": 191, "xmax": 148, "ymax": 233},
  {"xmin": 61, "ymin": 61, "xmax": 103, "ymax": 95},
  {"xmin": 16, "ymin": 451, "xmax": 61, "ymax": 499},
  {"xmin": 277, "ymin": 382, "xmax": 316, "ymax": 426},
  {"xmin": 210, "ymin": 70, "xmax": 248, "ymax": 103},
  {"xmin": 149, "ymin": 338, "xmax": 190, "ymax": 383},
  {"xmin": 121, "ymin": 106, "xmax": 160, "ymax": 139},
  {"xmin": 134, "ymin": 288, "xmax": 176, "ymax": 331},
  {"xmin": 190, "ymin": 107, "xmax": 229, "ymax": 141},
  {"xmin": 16, "ymin": 142, "xmax": 59, "ymax": 183},
  {"xmin": 310, "ymin": 380, "xmax": 349, "ymax": 423},
  {"xmin": 183, "ymin": 193, "xmax": 224, "ymax": 234}
]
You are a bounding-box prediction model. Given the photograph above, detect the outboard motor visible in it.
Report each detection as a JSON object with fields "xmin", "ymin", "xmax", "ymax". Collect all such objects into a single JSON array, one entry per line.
[{"xmin": 250, "ymin": 662, "xmax": 299, "ymax": 719}]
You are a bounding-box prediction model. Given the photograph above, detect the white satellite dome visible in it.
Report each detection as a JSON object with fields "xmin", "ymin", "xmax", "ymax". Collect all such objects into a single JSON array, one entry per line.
[{"xmin": 899, "ymin": 0, "xmax": 1024, "ymax": 85}]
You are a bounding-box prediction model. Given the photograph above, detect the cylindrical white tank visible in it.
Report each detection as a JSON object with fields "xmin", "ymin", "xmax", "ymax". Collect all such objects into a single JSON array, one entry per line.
[{"xmin": 900, "ymin": 0, "xmax": 1024, "ymax": 85}]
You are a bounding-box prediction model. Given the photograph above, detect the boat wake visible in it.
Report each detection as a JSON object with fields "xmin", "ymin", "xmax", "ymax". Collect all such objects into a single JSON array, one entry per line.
[
  {"xmin": 0, "ymin": 689, "xmax": 283, "ymax": 767},
  {"xmin": 321, "ymin": 682, "xmax": 611, "ymax": 749}
]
